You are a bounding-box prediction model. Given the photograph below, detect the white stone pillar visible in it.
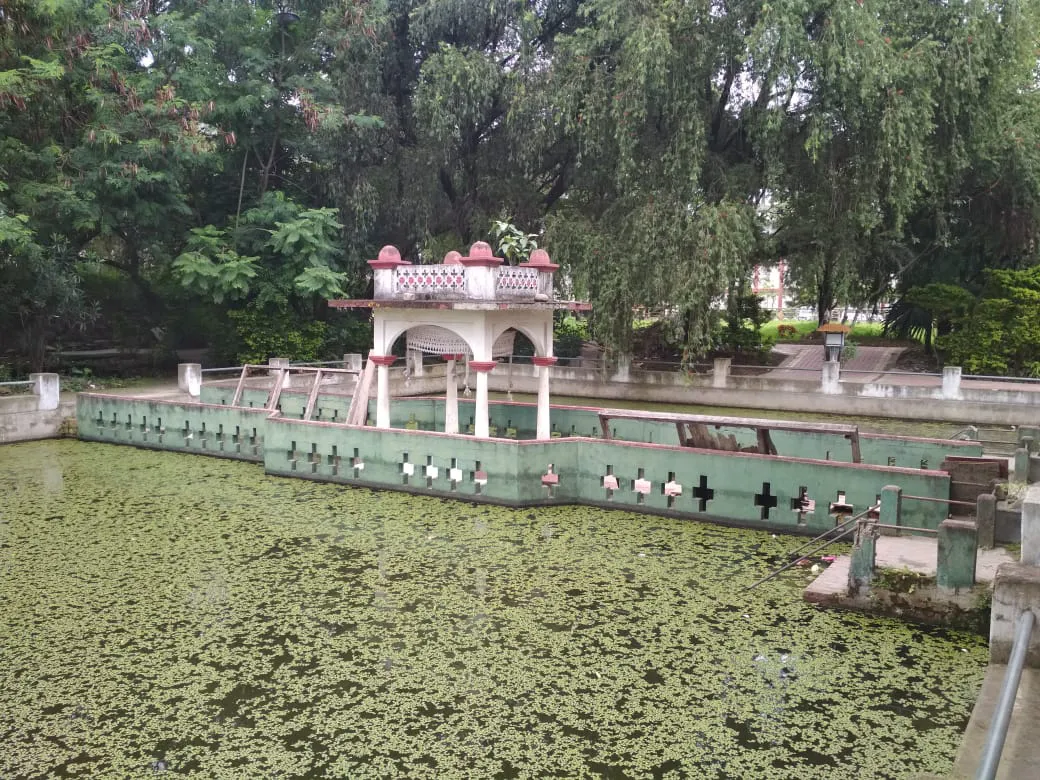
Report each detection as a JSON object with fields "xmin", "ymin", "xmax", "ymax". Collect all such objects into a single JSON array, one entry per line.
[
  {"xmin": 343, "ymin": 353, "xmax": 363, "ymax": 371},
  {"xmin": 367, "ymin": 245, "xmax": 410, "ymax": 299},
  {"xmin": 942, "ymin": 366, "xmax": 962, "ymax": 399},
  {"xmin": 177, "ymin": 363, "xmax": 201, "ymax": 398},
  {"xmin": 460, "ymin": 241, "xmax": 502, "ymax": 300},
  {"xmin": 712, "ymin": 357, "xmax": 731, "ymax": 389},
  {"xmin": 370, "ymin": 355, "xmax": 396, "ymax": 429},
  {"xmin": 469, "ymin": 361, "xmax": 496, "ymax": 438},
  {"xmin": 408, "ymin": 347, "xmax": 425, "ymax": 377},
  {"xmin": 1023, "ymin": 485, "xmax": 1040, "ymax": 567},
  {"xmin": 443, "ymin": 354, "xmax": 461, "ymax": 434},
  {"xmin": 30, "ymin": 372, "xmax": 59, "ymax": 411},
  {"xmin": 533, "ymin": 356, "xmax": 557, "ymax": 440},
  {"xmin": 612, "ymin": 354, "xmax": 632, "ymax": 382},
  {"xmin": 821, "ymin": 360, "xmax": 841, "ymax": 394},
  {"xmin": 268, "ymin": 357, "xmax": 291, "ymax": 388}
]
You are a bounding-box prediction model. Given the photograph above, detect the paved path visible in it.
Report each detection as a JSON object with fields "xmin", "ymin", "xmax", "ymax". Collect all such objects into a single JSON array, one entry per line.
[
  {"xmin": 768, "ymin": 344, "xmax": 906, "ymax": 382},
  {"xmin": 953, "ymin": 666, "xmax": 1040, "ymax": 779},
  {"xmin": 768, "ymin": 344, "xmax": 1040, "ymax": 393},
  {"xmin": 804, "ymin": 536, "xmax": 1015, "ymax": 601}
]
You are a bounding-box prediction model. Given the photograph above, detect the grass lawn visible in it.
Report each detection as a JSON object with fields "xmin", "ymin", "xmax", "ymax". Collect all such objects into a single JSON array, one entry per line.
[{"xmin": 760, "ymin": 319, "xmax": 886, "ymax": 342}]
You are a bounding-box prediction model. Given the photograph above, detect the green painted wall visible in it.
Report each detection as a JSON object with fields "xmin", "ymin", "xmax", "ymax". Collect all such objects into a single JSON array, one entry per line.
[
  {"xmin": 78, "ymin": 395, "xmax": 269, "ymax": 462},
  {"xmin": 81, "ymin": 393, "xmax": 955, "ymax": 531}
]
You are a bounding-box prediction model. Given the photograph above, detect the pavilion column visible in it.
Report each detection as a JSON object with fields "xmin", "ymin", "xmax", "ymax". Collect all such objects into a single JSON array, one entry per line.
[
  {"xmin": 442, "ymin": 354, "xmax": 463, "ymax": 434},
  {"xmin": 369, "ymin": 355, "xmax": 397, "ymax": 429},
  {"xmin": 532, "ymin": 356, "xmax": 557, "ymax": 440},
  {"xmin": 469, "ymin": 361, "xmax": 497, "ymax": 438}
]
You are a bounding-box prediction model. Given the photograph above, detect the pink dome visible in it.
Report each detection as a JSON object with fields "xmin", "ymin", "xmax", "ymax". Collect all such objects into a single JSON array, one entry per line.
[{"xmin": 377, "ymin": 245, "xmax": 401, "ymax": 263}]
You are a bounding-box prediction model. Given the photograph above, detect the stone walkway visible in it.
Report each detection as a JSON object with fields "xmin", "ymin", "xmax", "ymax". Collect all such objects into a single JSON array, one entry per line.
[
  {"xmin": 804, "ymin": 536, "xmax": 1015, "ymax": 602},
  {"xmin": 769, "ymin": 344, "xmax": 1040, "ymax": 393},
  {"xmin": 768, "ymin": 344, "xmax": 906, "ymax": 382},
  {"xmin": 954, "ymin": 666, "xmax": 1040, "ymax": 779}
]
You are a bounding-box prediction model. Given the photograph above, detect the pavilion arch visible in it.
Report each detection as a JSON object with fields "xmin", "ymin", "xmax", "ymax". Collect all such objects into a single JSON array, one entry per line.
[
  {"xmin": 379, "ymin": 323, "xmax": 481, "ymax": 362},
  {"xmin": 490, "ymin": 322, "xmax": 551, "ymax": 359}
]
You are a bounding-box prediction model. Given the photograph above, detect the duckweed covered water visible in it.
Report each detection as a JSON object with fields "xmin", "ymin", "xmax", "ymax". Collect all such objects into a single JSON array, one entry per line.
[{"xmin": 0, "ymin": 440, "xmax": 985, "ymax": 778}]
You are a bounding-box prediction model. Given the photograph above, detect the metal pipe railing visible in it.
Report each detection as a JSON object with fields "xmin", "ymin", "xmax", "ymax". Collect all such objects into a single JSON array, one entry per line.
[
  {"xmin": 977, "ymin": 610, "xmax": 1036, "ymax": 780},
  {"xmin": 744, "ymin": 504, "xmax": 878, "ymax": 592},
  {"xmin": 964, "ymin": 373, "xmax": 1040, "ymax": 384},
  {"xmin": 0, "ymin": 380, "xmax": 34, "ymax": 386}
]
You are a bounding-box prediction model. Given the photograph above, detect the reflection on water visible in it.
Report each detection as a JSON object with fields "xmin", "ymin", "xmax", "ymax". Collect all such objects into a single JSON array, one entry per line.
[{"xmin": 0, "ymin": 440, "xmax": 985, "ymax": 778}]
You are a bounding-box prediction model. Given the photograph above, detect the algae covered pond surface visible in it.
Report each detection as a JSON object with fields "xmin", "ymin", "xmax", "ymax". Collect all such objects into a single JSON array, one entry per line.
[{"xmin": 0, "ymin": 441, "xmax": 986, "ymax": 778}]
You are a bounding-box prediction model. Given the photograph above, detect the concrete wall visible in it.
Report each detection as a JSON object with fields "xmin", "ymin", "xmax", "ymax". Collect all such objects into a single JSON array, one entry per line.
[
  {"xmin": 0, "ymin": 397, "xmax": 76, "ymax": 443},
  {"xmin": 991, "ymin": 563, "xmax": 1040, "ymax": 666},
  {"xmin": 482, "ymin": 363, "xmax": 1040, "ymax": 426},
  {"xmin": 77, "ymin": 394, "xmax": 271, "ymax": 463},
  {"xmin": 78, "ymin": 392, "xmax": 955, "ymax": 533}
]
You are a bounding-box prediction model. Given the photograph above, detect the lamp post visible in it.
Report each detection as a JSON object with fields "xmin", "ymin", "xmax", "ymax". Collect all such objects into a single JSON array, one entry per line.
[
  {"xmin": 817, "ymin": 323, "xmax": 851, "ymax": 362},
  {"xmin": 274, "ymin": 3, "xmax": 299, "ymax": 26}
]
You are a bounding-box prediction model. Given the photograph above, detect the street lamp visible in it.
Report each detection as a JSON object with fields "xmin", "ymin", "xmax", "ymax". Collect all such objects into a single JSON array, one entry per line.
[
  {"xmin": 818, "ymin": 322, "xmax": 851, "ymax": 362},
  {"xmin": 274, "ymin": 3, "xmax": 300, "ymax": 26}
]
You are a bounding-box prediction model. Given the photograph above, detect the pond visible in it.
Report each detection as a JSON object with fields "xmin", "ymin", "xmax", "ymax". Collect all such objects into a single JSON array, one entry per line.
[{"xmin": 0, "ymin": 440, "xmax": 986, "ymax": 778}]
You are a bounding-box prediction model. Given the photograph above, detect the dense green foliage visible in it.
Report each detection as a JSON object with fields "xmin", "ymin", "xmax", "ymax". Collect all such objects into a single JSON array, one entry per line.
[
  {"xmin": 915, "ymin": 269, "xmax": 1040, "ymax": 376},
  {"xmin": 2, "ymin": 0, "xmax": 1040, "ymax": 371}
]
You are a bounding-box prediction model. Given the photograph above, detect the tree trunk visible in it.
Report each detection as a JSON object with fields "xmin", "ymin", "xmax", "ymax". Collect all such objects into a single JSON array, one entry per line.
[{"xmin": 816, "ymin": 255, "xmax": 835, "ymax": 325}]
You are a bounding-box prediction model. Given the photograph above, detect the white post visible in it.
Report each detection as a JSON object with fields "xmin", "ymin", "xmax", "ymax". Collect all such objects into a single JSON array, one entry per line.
[
  {"xmin": 343, "ymin": 353, "xmax": 363, "ymax": 371},
  {"xmin": 712, "ymin": 357, "xmax": 731, "ymax": 389},
  {"xmin": 371, "ymin": 355, "xmax": 395, "ymax": 428},
  {"xmin": 269, "ymin": 357, "xmax": 291, "ymax": 389},
  {"xmin": 30, "ymin": 372, "xmax": 60, "ymax": 411},
  {"xmin": 821, "ymin": 360, "xmax": 841, "ymax": 394},
  {"xmin": 408, "ymin": 347, "xmax": 425, "ymax": 377},
  {"xmin": 1023, "ymin": 485, "xmax": 1040, "ymax": 566},
  {"xmin": 444, "ymin": 356, "xmax": 459, "ymax": 434},
  {"xmin": 533, "ymin": 356, "xmax": 557, "ymax": 440},
  {"xmin": 942, "ymin": 366, "xmax": 962, "ymax": 399},
  {"xmin": 470, "ymin": 361, "xmax": 495, "ymax": 438},
  {"xmin": 177, "ymin": 363, "xmax": 201, "ymax": 398}
]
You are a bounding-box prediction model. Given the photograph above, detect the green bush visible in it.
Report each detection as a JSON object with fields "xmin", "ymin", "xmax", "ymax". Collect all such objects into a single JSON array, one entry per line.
[
  {"xmin": 554, "ymin": 314, "xmax": 589, "ymax": 358},
  {"xmin": 227, "ymin": 305, "xmax": 327, "ymax": 365},
  {"xmin": 935, "ymin": 268, "xmax": 1040, "ymax": 377}
]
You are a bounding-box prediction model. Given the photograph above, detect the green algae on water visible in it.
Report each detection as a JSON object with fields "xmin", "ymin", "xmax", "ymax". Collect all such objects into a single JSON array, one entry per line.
[{"xmin": 0, "ymin": 440, "xmax": 986, "ymax": 778}]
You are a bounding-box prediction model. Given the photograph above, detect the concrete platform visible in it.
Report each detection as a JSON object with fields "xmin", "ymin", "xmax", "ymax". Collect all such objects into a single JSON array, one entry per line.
[
  {"xmin": 953, "ymin": 666, "xmax": 1040, "ymax": 779},
  {"xmin": 804, "ymin": 537, "xmax": 1015, "ymax": 602}
]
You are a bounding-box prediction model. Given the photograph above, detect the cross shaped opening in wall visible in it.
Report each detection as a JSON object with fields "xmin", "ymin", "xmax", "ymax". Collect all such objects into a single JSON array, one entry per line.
[
  {"xmin": 400, "ymin": 452, "xmax": 413, "ymax": 485},
  {"xmin": 789, "ymin": 486, "xmax": 814, "ymax": 525},
  {"xmin": 602, "ymin": 465, "xmax": 618, "ymax": 500},
  {"xmin": 754, "ymin": 481, "xmax": 778, "ymax": 520},
  {"xmin": 542, "ymin": 463, "xmax": 559, "ymax": 498},
  {"xmin": 351, "ymin": 447, "xmax": 363, "ymax": 478},
  {"xmin": 471, "ymin": 460, "xmax": 488, "ymax": 495},
  {"xmin": 692, "ymin": 475, "xmax": 714, "ymax": 512},
  {"xmin": 448, "ymin": 458, "xmax": 462, "ymax": 492},
  {"xmin": 633, "ymin": 467, "xmax": 651, "ymax": 505},
  {"xmin": 662, "ymin": 472, "xmax": 682, "ymax": 508},
  {"xmin": 829, "ymin": 490, "xmax": 854, "ymax": 518}
]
